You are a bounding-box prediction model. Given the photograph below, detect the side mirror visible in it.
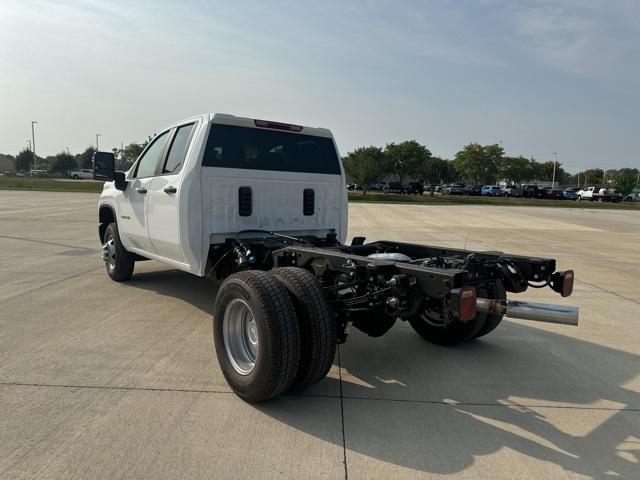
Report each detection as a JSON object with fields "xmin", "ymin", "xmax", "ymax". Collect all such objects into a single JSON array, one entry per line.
[
  {"xmin": 93, "ymin": 151, "xmax": 127, "ymax": 191},
  {"xmin": 93, "ymin": 151, "xmax": 115, "ymax": 180}
]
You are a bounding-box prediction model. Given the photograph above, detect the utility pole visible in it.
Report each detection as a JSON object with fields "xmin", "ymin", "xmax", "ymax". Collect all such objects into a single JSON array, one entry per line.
[
  {"xmin": 31, "ymin": 121, "xmax": 38, "ymax": 170},
  {"xmin": 96, "ymin": 133, "xmax": 101, "ymax": 151},
  {"xmin": 552, "ymin": 152, "xmax": 557, "ymax": 188}
]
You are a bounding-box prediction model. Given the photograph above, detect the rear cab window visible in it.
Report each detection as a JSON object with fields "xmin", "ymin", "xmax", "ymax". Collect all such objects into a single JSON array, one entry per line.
[{"xmin": 202, "ymin": 123, "xmax": 340, "ymax": 174}]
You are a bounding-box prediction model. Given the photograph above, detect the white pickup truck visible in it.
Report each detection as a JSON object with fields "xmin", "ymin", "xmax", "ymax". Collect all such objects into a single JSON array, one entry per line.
[
  {"xmin": 70, "ymin": 168, "xmax": 94, "ymax": 179},
  {"xmin": 94, "ymin": 113, "xmax": 579, "ymax": 402},
  {"xmin": 577, "ymin": 186, "xmax": 622, "ymax": 202}
]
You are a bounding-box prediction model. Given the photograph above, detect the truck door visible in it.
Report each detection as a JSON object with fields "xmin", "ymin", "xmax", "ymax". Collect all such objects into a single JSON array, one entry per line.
[
  {"xmin": 146, "ymin": 123, "xmax": 197, "ymax": 262},
  {"xmin": 117, "ymin": 131, "xmax": 171, "ymax": 253}
]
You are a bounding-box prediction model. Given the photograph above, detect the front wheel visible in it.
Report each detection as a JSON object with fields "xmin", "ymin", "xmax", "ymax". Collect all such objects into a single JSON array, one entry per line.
[{"xmin": 102, "ymin": 223, "xmax": 135, "ymax": 281}]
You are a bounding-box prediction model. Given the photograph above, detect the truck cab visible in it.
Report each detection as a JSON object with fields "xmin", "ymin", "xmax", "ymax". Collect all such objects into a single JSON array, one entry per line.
[{"xmin": 96, "ymin": 114, "xmax": 348, "ymax": 277}]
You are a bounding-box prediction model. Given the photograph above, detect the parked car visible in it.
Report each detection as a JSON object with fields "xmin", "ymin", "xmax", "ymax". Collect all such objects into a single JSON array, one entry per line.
[
  {"xmin": 522, "ymin": 184, "xmax": 543, "ymax": 199},
  {"xmin": 407, "ymin": 182, "xmax": 424, "ymax": 195},
  {"xmin": 383, "ymin": 182, "xmax": 404, "ymax": 194},
  {"xmin": 446, "ymin": 184, "xmax": 465, "ymax": 195},
  {"xmin": 464, "ymin": 184, "xmax": 482, "ymax": 196},
  {"xmin": 70, "ymin": 168, "xmax": 94, "ymax": 179},
  {"xmin": 481, "ymin": 185, "xmax": 503, "ymax": 196},
  {"xmin": 502, "ymin": 185, "xmax": 522, "ymax": 197},
  {"xmin": 562, "ymin": 188, "xmax": 578, "ymax": 200},
  {"xmin": 540, "ymin": 187, "xmax": 564, "ymax": 200}
]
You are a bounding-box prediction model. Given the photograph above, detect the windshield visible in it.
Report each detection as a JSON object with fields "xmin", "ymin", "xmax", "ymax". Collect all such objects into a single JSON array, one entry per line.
[{"xmin": 202, "ymin": 123, "xmax": 341, "ymax": 174}]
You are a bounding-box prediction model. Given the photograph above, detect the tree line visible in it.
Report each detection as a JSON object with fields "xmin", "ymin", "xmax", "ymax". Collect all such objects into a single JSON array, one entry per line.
[
  {"xmin": 8, "ymin": 140, "xmax": 150, "ymax": 176},
  {"xmin": 342, "ymin": 141, "xmax": 639, "ymax": 196},
  {"xmin": 3, "ymin": 138, "xmax": 638, "ymax": 196}
]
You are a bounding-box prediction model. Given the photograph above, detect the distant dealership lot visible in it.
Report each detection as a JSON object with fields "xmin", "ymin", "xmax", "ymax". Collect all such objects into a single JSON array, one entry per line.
[{"xmin": 1, "ymin": 177, "xmax": 639, "ymax": 210}]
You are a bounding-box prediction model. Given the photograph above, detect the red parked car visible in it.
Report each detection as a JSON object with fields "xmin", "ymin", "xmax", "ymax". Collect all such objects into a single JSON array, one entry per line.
[{"xmin": 541, "ymin": 187, "xmax": 564, "ymax": 200}]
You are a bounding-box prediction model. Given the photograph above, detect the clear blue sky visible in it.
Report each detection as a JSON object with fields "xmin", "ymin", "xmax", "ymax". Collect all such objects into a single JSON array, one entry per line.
[{"xmin": 1, "ymin": 0, "xmax": 638, "ymax": 172}]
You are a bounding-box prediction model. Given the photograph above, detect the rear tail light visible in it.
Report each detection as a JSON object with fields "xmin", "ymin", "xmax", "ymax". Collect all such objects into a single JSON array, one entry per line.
[
  {"xmin": 452, "ymin": 286, "xmax": 477, "ymax": 321},
  {"xmin": 551, "ymin": 270, "xmax": 574, "ymax": 297}
]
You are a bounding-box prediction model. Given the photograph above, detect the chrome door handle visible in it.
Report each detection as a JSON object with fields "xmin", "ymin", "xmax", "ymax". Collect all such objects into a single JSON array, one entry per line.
[
  {"xmin": 164, "ymin": 186, "xmax": 177, "ymax": 194},
  {"xmin": 136, "ymin": 188, "xmax": 147, "ymax": 194}
]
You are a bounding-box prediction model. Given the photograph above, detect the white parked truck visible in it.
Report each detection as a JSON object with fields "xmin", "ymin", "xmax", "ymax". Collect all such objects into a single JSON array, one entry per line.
[
  {"xmin": 577, "ymin": 186, "xmax": 622, "ymax": 202},
  {"xmin": 70, "ymin": 168, "xmax": 94, "ymax": 179},
  {"xmin": 94, "ymin": 113, "xmax": 579, "ymax": 402}
]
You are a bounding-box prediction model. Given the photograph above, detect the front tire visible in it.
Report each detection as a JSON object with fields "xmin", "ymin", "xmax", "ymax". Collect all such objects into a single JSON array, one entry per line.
[
  {"xmin": 272, "ymin": 267, "xmax": 337, "ymax": 389},
  {"xmin": 102, "ymin": 223, "xmax": 135, "ymax": 281},
  {"xmin": 213, "ymin": 271, "xmax": 300, "ymax": 402}
]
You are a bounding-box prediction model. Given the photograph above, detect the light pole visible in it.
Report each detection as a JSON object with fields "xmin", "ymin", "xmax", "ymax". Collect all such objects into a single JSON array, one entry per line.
[
  {"xmin": 552, "ymin": 152, "xmax": 558, "ymax": 188},
  {"xmin": 31, "ymin": 121, "xmax": 38, "ymax": 171},
  {"xmin": 96, "ymin": 133, "xmax": 101, "ymax": 151}
]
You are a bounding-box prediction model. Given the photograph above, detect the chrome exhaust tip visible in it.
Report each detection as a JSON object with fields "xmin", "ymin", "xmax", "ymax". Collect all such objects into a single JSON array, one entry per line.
[{"xmin": 476, "ymin": 298, "xmax": 579, "ymax": 326}]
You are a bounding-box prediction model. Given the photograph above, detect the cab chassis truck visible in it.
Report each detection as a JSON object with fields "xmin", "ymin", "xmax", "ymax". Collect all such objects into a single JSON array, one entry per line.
[{"xmin": 94, "ymin": 114, "xmax": 579, "ymax": 402}]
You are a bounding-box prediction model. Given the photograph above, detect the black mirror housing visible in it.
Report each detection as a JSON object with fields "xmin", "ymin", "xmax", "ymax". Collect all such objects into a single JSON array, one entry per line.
[
  {"xmin": 114, "ymin": 171, "xmax": 127, "ymax": 191},
  {"xmin": 93, "ymin": 151, "xmax": 116, "ymax": 181},
  {"xmin": 93, "ymin": 151, "xmax": 128, "ymax": 191}
]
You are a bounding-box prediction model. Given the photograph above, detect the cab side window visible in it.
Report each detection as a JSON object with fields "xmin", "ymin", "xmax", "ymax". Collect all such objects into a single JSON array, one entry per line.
[
  {"xmin": 133, "ymin": 131, "xmax": 170, "ymax": 178},
  {"xmin": 162, "ymin": 123, "xmax": 195, "ymax": 174}
]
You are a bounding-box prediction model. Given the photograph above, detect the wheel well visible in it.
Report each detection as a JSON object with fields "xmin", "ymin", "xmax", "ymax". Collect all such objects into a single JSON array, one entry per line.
[{"xmin": 99, "ymin": 205, "xmax": 115, "ymax": 242}]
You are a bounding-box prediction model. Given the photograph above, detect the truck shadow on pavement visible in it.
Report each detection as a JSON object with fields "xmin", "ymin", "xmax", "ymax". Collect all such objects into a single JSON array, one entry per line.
[{"xmin": 129, "ymin": 268, "xmax": 639, "ymax": 479}]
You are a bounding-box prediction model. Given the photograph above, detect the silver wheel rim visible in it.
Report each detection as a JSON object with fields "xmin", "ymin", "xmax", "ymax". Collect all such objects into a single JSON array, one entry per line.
[
  {"xmin": 223, "ymin": 298, "xmax": 258, "ymax": 375},
  {"xmin": 101, "ymin": 234, "xmax": 116, "ymax": 271}
]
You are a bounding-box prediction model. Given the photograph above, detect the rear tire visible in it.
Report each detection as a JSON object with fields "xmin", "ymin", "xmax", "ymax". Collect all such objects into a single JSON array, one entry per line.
[
  {"xmin": 103, "ymin": 223, "xmax": 135, "ymax": 282},
  {"xmin": 272, "ymin": 267, "xmax": 337, "ymax": 389},
  {"xmin": 213, "ymin": 271, "xmax": 300, "ymax": 402}
]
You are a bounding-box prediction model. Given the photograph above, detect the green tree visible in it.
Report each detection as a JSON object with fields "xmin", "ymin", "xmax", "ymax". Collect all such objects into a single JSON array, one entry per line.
[
  {"xmin": 114, "ymin": 141, "xmax": 149, "ymax": 170},
  {"xmin": 453, "ymin": 143, "xmax": 503, "ymax": 184},
  {"xmin": 76, "ymin": 146, "xmax": 96, "ymax": 169},
  {"xmin": 14, "ymin": 148, "xmax": 34, "ymax": 172},
  {"xmin": 533, "ymin": 161, "xmax": 566, "ymax": 184},
  {"xmin": 580, "ymin": 168, "xmax": 605, "ymax": 186},
  {"xmin": 342, "ymin": 146, "xmax": 388, "ymax": 194},
  {"xmin": 384, "ymin": 141, "xmax": 431, "ymax": 184},
  {"xmin": 500, "ymin": 156, "xmax": 534, "ymax": 183},
  {"xmin": 419, "ymin": 156, "xmax": 456, "ymax": 194},
  {"xmin": 48, "ymin": 152, "xmax": 77, "ymax": 175},
  {"xmin": 613, "ymin": 168, "xmax": 638, "ymax": 196}
]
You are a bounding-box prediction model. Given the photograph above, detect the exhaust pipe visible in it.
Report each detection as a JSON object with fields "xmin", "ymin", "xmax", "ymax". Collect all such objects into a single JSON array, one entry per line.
[{"xmin": 476, "ymin": 298, "xmax": 579, "ymax": 326}]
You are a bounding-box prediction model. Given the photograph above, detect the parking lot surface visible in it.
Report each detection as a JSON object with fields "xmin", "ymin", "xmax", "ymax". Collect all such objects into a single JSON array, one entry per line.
[{"xmin": 1, "ymin": 191, "xmax": 639, "ymax": 479}]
